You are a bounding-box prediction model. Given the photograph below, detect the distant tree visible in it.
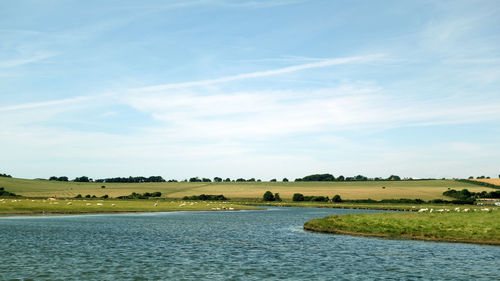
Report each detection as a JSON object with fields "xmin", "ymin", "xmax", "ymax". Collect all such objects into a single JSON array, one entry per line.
[
  {"xmin": 189, "ymin": 177, "xmax": 202, "ymax": 182},
  {"xmin": 387, "ymin": 175, "xmax": 401, "ymax": 181},
  {"xmin": 85, "ymin": 194, "xmax": 91, "ymax": 198},
  {"xmin": 300, "ymin": 174, "xmax": 335, "ymax": 181},
  {"xmin": 292, "ymin": 193, "xmax": 304, "ymax": 201},
  {"xmin": 263, "ymin": 191, "xmax": 275, "ymax": 201},
  {"xmin": 332, "ymin": 194, "xmax": 342, "ymax": 202},
  {"xmin": 0, "ymin": 173, "xmax": 12, "ymax": 178},
  {"xmin": 355, "ymin": 175, "xmax": 368, "ymax": 181},
  {"xmin": 74, "ymin": 194, "xmax": 82, "ymax": 198},
  {"xmin": 58, "ymin": 176, "xmax": 69, "ymax": 181},
  {"xmin": 247, "ymin": 178, "xmax": 256, "ymax": 182},
  {"xmin": 336, "ymin": 175, "xmax": 345, "ymax": 181},
  {"xmin": 274, "ymin": 193, "xmax": 282, "ymax": 202},
  {"xmin": 49, "ymin": 176, "xmax": 58, "ymax": 181},
  {"xmin": 236, "ymin": 178, "xmax": 246, "ymax": 182},
  {"xmin": 213, "ymin": 177, "xmax": 222, "ymax": 182},
  {"xmin": 270, "ymin": 179, "xmax": 277, "ymax": 182},
  {"xmin": 468, "ymin": 176, "xmax": 474, "ymax": 179},
  {"xmin": 202, "ymin": 178, "xmax": 211, "ymax": 182},
  {"xmin": 224, "ymin": 178, "xmax": 231, "ymax": 182},
  {"xmin": 282, "ymin": 178, "xmax": 289, "ymax": 182},
  {"xmin": 74, "ymin": 176, "xmax": 90, "ymax": 182},
  {"xmin": 101, "ymin": 194, "xmax": 109, "ymax": 199}
]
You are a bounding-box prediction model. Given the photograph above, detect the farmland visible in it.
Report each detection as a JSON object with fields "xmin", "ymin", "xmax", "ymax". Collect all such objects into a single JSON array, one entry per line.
[
  {"xmin": 0, "ymin": 177, "xmax": 496, "ymax": 201},
  {"xmin": 474, "ymin": 178, "xmax": 500, "ymax": 186}
]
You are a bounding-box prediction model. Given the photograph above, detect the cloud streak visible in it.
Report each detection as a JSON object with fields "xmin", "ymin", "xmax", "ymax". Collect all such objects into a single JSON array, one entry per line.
[
  {"xmin": 132, "ymin": 55, "xmax": 383, "ymax": 92},
  {"xmin": 0, "ymin": 96, "xmax": 94, "ymax": 112}
]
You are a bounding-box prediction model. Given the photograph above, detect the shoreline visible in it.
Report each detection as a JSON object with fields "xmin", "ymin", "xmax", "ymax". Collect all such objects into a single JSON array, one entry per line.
[
  {"xmin": 303, "ymin": 224, "xmax": 500, "ymax": 246},
  {"xmin": 0, "ymin": 208, "xmax": 257, "ymax": 217}
]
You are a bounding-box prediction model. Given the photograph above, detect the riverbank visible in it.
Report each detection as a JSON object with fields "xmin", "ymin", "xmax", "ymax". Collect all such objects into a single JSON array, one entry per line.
[
  {"xmin": 251, "ymin": 201, "xmax": 498, "ymax": 211},
  {"xmin": 304, "ymin": 211, "xmax": 500, "ymax": 245},
  {"xmin": 0, "ymin": 198, "xmax": 259, "ymax": 215}
]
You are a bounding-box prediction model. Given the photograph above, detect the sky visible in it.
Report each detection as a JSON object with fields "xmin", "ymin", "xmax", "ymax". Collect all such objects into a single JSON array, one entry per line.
[{"xmin": 1, "ymin": 0, "xmax": 499, "ymax": 180}]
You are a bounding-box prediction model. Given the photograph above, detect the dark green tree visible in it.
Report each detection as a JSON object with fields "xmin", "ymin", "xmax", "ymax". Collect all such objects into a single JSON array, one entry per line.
[
  {"xmin": 263, "ymin": 191, "xmax": 275, "ymax": 201},
  {"xmin": 332, "ymin": 194, "xmax": 342, "ymax": 202},
  {"xmin": 292, "ymin": 193, "xmax": 304, "ymax": 201},
  {"xmin": 274, "ymin": 193, "xmax": 282, "ymax": 202}
]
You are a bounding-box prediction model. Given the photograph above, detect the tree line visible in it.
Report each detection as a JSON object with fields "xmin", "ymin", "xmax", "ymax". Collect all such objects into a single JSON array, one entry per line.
[
  {"xmin": 48, "ymin": 176, "xmax": 168, "ymax": 183},
  {"xmin": 294, "ymin": 173, "xmax": 403, "ymax": 182}
]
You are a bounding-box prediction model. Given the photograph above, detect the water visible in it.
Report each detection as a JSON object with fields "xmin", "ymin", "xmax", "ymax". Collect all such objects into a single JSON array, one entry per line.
[{"xmin": 1, "ymin": 207, "xmax": 499, "ymax": 280}]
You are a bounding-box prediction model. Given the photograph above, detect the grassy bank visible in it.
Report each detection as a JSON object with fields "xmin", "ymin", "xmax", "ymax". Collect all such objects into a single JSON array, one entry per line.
[
  {"xmin": 253, "ymin": 201, "xmax": 500, "ymax": 211},
  {"xmin": 304, "ymin": 210, "xmax": 500, "ymax": 245},
  {"xmin": 0, "ymin": 198, "xmax": 258, "ymax": 215},
  {"xmin": 0, "ymin": 177, "xmax": 495, "ymax": 200}
]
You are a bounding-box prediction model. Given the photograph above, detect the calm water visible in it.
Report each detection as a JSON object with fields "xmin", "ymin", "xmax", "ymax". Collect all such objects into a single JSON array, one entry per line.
[{"xmin": 1, "ymin": 207, "xmax": 499, "ymax": 280}]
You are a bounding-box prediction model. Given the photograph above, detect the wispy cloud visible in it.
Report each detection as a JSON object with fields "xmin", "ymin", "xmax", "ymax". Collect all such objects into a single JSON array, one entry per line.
[
  {"xmin": 0, "ymin": 96, "xmax": 94, "ymax": 112},
  {"xmin": 0, "ymin": 52, "xmax": 56, "ymax": 68},
  {"xmin": 132, "ymin": 55, "xmax": 383, "ymax": 92}
]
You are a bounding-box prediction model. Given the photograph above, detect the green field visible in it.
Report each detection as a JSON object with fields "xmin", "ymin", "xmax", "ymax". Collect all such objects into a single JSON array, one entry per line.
[
  {"xmin": 0, "ymin": 177, "xmax": 494, "ymax": 200},
  {"xmin": 304, "ymin": 210, "xmax": 500, "ymax": 245},
  {"xmin": 0, "ymin": 198, "xmax": 258, "ymax": 215}
]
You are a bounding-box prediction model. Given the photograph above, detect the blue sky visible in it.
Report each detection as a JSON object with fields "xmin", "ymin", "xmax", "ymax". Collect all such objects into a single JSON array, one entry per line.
[{"xmin": 1, "ymin": 0, "xmax": 499, "ymax": 180}]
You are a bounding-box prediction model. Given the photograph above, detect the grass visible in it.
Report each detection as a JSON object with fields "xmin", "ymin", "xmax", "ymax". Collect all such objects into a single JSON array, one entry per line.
[
  {"xmin": 0, "ymin": 198, "xmax": 258, "ymax": 215},
  {"xmin": 304, "ymin": 209, "xmax": 500, "ymax": 245},
  {"xmin": 0, "ymin": 177, "xmax": 495, "ymax": 200}
]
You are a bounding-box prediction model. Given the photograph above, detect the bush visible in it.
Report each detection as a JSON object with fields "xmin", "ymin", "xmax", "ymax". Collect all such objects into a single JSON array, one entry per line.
[
  {"xmin": 117, "ymin": 191, "xmax": 163, "ymax": 199},
  {"xmin": 74, "ymin": 194, "xmax": 82, "ymax": 198},
  {"xmin": 332, "ymin": 194, "xmax": 342, "ymax": 202},
  {"xmin": 263, "ymin": 191, "xmax": 275, "ymax": 201},
  {"xmin": 274, "ymin": 193, "xmax": 282, "ymax": 202},
  {"xmin": 182, "ymin": 194, "xmax": 227, "ymax": 201},
  {"xmin": 292, "ymin": 193, "xmax": 305, "ymax": 201},
  {"xmin": 0, "ymin": 188, "xmax": 18, "ymax": 197}
]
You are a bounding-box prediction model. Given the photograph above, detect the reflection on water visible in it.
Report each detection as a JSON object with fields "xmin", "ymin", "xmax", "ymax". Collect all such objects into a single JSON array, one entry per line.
[{"xmin": 1, "ymin": 207, "xmax": 499, "ymax": 280}]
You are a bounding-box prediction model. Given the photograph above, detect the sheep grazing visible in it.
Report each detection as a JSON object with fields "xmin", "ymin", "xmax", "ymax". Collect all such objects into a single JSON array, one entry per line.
[
  {"xmin": 111, "ymin": 204, "xmax": 116, "ymax": 207},
  {"xmin": 463, "ymin": 209, "xmax": 470, "ymax": 212},
  {"xmin": 418, "ymin": 208, "xmax": 428, "ymax": 213},
  {"xmin": 429, "ymin": 209, "xmax": 434, "ymax": 213},
  {"xmin": 154, "ymin": 202, "xmax": 158, "ymax": 207},
  {"xmin": 67, "ymin": 202, "xmax": 72, "ymax": 205},
  {"xmin": 481, "ymin": 208, "xmax": 490, "ymax": 212},
  {"xmin": 86, "ymin": 203, "xmax": 91, "ymax": 206},
  {"xmin": 96, "ymin": 203, "xmax": 103, "ymax": 206}
]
